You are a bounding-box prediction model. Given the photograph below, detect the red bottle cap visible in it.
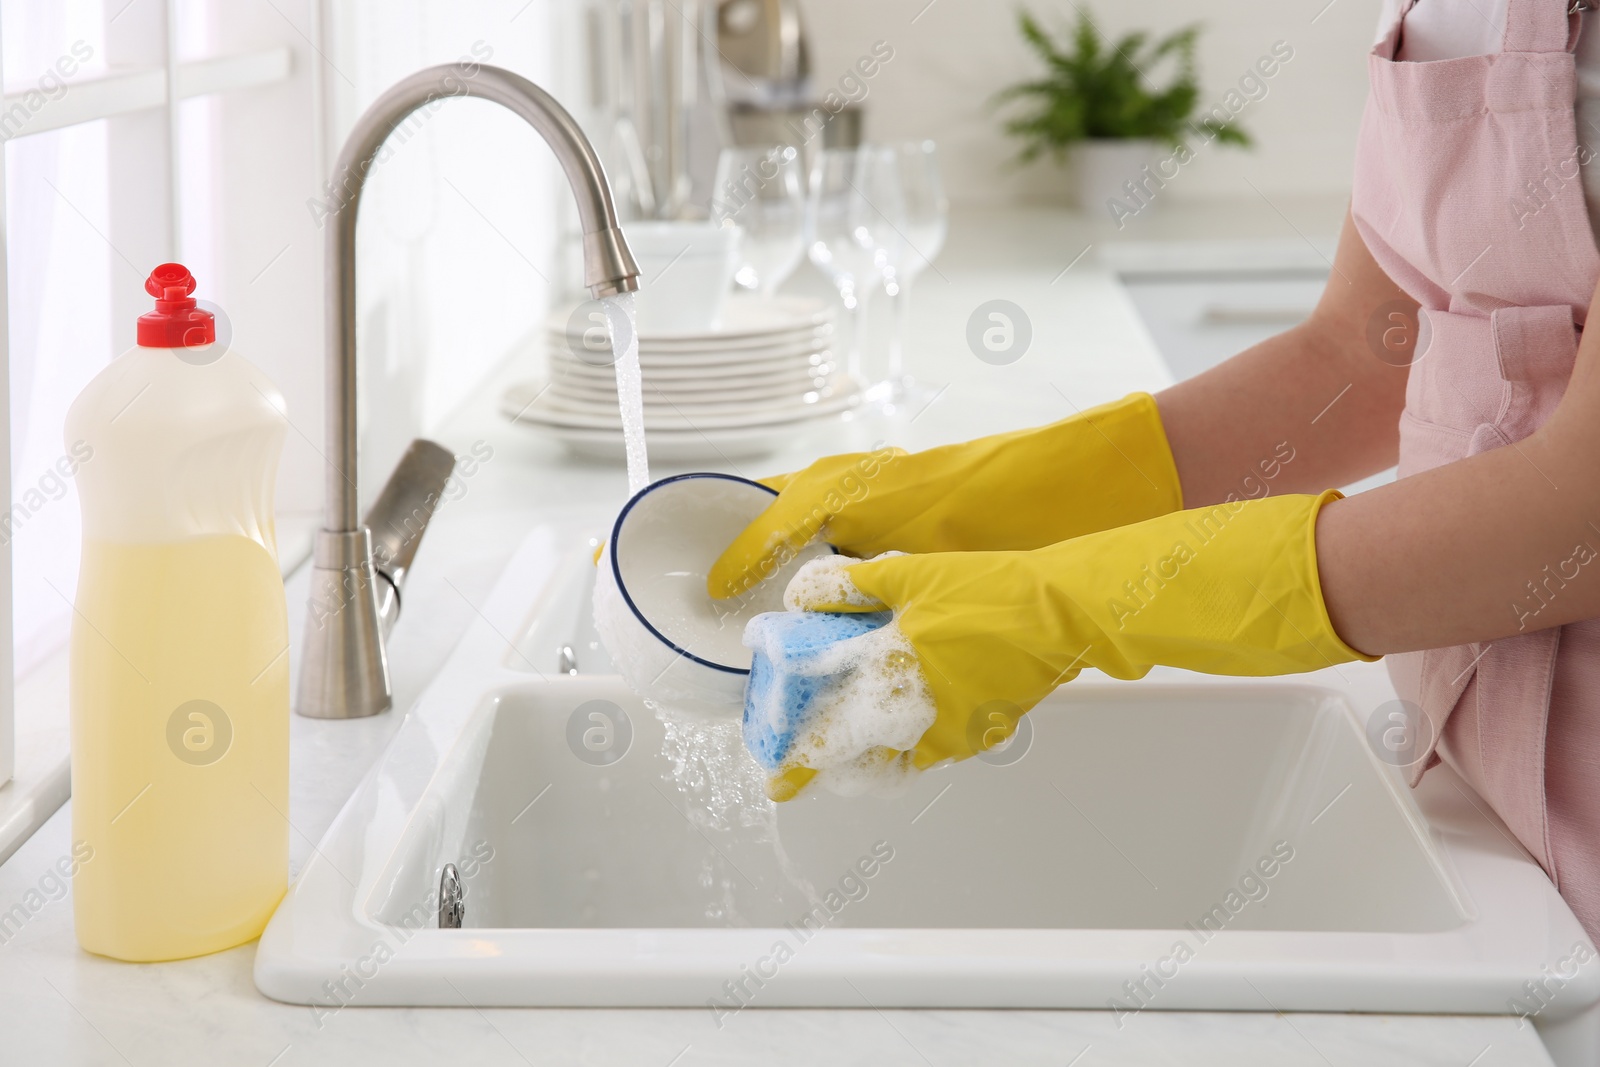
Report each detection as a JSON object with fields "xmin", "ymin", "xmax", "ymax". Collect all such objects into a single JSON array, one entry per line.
[{"xmin": 136, "ymin": 263, "xmax": 215, "ymax": 348}]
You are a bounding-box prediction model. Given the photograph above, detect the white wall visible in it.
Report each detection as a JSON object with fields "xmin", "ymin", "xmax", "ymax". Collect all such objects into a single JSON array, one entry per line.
[
  {"xmin": 199, "ymin": 0, "xmax": 325, "ymax": 520},
  {"xmin": 324, "ymin": 0, "xmax": 586, "ymax": 508},
  {"xmin": 794, "ymin": 0, "xmax": 1380, "ymax": 205}
]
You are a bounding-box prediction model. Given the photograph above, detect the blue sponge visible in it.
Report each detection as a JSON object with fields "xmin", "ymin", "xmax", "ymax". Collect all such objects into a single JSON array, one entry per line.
[{"xmin": 742, "ymin": 610, "xmax": 892, "ymax": 770}]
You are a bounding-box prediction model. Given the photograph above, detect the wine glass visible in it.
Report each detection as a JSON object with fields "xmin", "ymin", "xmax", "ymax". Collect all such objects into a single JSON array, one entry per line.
[
  {"xmin": 712, "ymin": 145, "xmax": 806, "ymax": 296},
  {"xmin": 806, "ymin": 146, "xmax": 905, "ymax": 384},
  {"xmin": 881, "ymin": 141, "xmax": 948, "ymax": 404}
]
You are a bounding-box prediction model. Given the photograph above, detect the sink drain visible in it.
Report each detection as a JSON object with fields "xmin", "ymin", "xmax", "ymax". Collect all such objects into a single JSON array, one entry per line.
[{"xmin": 438, "ymin": 863, "xmax": 464, "ymax": 929}]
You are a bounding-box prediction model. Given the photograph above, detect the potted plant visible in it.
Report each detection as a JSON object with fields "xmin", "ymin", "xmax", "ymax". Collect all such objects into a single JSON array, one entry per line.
[{"xmin": 995, "ymin": 10, "xmax": 1251, "ymax": 214}]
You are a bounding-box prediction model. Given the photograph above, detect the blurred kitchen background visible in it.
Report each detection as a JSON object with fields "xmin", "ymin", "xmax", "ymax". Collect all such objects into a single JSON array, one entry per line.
[{"xmin": 2, "ymin": 0, "xmax": 1373, "ymax": 687}]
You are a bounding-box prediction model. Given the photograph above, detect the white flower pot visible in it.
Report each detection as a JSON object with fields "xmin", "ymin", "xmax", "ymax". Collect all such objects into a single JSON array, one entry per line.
[{"xmin": 1074, "ymin": 138, "xmax": 1162, "ymax": 217}]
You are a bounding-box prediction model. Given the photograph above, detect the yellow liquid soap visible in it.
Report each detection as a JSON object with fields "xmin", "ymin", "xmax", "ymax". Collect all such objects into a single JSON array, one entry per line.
[{"xmin": 70, "ymin": 534, "xmax": 289, "ymax": 962}]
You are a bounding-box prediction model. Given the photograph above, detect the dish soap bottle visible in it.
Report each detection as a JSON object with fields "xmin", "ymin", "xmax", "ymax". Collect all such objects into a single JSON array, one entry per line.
[{"xmin": 66, "ymin": 263, "xmax": 290, "ymax": 961}]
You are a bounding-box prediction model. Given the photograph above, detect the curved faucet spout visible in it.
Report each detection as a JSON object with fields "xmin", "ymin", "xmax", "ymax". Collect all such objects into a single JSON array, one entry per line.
[
  {"xmin": 325, "ymin": 64, "xmax": 639, "ymax": 533},
  {"xmin": 298, "ymin": 64, "xmax": 639, "ymax": 720}
]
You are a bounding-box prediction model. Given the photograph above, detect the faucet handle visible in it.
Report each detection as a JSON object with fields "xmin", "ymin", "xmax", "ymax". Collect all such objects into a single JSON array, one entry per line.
[
  {"xmin": 295, "ymin": 440, "xmax": 454, "ymax": 721},
  {"xmin": 364, "ymin": 439, "xmax": 457, "ymax": 633}
]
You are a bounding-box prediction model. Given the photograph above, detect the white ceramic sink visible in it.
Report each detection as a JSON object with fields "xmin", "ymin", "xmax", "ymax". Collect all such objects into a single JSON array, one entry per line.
[{"xmin": 256, "ymin": 524, "xmax": 1600, "ymax": 1064}]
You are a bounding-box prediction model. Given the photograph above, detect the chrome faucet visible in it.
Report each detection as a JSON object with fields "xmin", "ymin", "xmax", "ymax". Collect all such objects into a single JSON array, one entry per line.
[{"xmin": 296, "ymin": 64, "xmax": 640, "ymax": 719}]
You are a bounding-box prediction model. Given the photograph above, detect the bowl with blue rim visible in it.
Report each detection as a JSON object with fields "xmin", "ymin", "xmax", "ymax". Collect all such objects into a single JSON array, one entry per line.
[{"xmin": 593, "ymin": 472, "xmax": 836, "ymax": 716}]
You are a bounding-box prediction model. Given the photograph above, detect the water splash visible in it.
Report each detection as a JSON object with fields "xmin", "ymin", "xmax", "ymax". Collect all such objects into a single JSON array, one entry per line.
[
  {"xmin": 601, "ymin": 292, "xmax": 649, "ymax": 495},
  {"xmin": 654, "ymin": 705, "xmax": 819, "ymax": 922},
  {"xmin": 598, "ymin": 294, "xmax": 813, "ymax": 918},
  {"xmin": 656, "ymin": 712, "xmax": 769, "ymax": 833}
]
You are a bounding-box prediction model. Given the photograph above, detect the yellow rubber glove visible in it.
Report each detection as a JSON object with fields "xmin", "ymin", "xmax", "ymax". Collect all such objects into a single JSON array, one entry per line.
[
  {"xmin": 756, "ymin": 491, "xmax": 1374, "ymax": 800},
  {"xmin": 709, "ymin": 393, "xmax": 1182, "ymax": 599}
]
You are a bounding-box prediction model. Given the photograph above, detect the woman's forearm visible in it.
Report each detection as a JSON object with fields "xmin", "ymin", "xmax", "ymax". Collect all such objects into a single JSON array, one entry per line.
[
  {"xmin": 1317, "ymin": 297, "xmax": 1600, "ymax": 655},
  {"xmin": 1317, "ymin": 422, "xmax": 1600, "ymax": 654},
  {"xmin": 1155, "ymin": 210, "xmax": 1414, "ymax": 507}
]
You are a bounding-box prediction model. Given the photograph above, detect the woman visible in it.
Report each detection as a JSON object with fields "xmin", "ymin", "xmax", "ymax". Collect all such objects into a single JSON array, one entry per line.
[{"xmin": 710, "ymin": 0, "xmax": 1600, "ymax": 941}]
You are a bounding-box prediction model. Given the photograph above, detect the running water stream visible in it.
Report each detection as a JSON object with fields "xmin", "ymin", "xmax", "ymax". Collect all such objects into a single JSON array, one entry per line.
[
  {"xmin": 600, "ymin": 289, "xmax": 817, "ymax": 920},
  {"xmin": 602, "ymin": 292, "xmax": 650, "ymax": 495}
]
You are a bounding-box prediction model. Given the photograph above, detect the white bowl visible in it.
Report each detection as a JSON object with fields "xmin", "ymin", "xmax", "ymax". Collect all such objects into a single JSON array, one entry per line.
[
  {"xmin": 624, "ymin": 221, "xmax": 742, "ymax": 335},
  {"xmin": 592, "ymin": 472, "xmax": 833, "ymax": 716}
]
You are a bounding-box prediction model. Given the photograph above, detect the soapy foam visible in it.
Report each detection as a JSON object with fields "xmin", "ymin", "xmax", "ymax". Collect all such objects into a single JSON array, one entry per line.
[
  {"xmin": 742, "ymin": 609, "xmax": 892, "ymax": 767},
  {"xmin": 781, "ymin": 552, "xmax": 891, "ymax": 611},
  {"xmin": 743, "ymin": 554, "xmax": 937, "ymax": 797}
]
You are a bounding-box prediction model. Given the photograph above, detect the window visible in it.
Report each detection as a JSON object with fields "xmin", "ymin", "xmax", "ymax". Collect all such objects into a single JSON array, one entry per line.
[
  {"xmin": 0, "ymin": 0, "xmax": 575, "ymax": 841},
  {"xmin": 0, "ymin": 0, "xmax": 304, "ymax": 804}
]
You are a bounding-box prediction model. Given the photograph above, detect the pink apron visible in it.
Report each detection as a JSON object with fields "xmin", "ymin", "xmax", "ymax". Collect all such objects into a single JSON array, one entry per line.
[{"xmin": 1352, "ymin": 0, "xmax": 1600, "ymax": 937}]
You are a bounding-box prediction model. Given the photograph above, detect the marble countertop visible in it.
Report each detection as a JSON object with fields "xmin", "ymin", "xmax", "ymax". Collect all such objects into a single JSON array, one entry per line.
[{"xmin": 0, "ymin": 198, "xmax": 1561, "ymax": 1065}]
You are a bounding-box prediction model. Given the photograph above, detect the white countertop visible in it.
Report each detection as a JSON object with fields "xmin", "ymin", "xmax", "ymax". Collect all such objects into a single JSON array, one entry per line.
[{"xmin": 0, "ymin": 200, "xmax": 1561, "ymax": 1065}]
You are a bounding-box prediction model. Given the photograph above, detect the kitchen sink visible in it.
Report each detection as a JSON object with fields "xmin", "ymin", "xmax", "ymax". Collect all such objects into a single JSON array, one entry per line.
[{"xmin": 255, "ymin": 524, "xmax": 1600, "ymax": 1065}]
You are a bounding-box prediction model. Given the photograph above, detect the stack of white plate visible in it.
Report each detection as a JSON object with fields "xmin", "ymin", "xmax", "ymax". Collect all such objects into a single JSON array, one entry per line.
[{"xmin": 500, "ymin": 295, "xmax": 863, "ymax": 462}]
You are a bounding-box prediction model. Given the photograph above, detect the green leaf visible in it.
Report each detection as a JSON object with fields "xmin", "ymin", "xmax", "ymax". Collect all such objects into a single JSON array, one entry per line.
[
  {"xmin": 992, "ymin": 7, "xmax": 1253, "ymax": 156},
  {"xmin": 1201, "ymin": 120, "xmax": 1253, "ymax": 147}
]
